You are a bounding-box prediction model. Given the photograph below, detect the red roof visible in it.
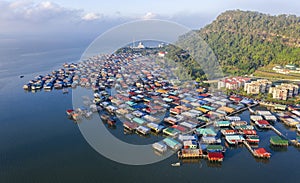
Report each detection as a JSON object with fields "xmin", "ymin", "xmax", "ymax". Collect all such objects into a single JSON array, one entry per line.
[
  {"xmin": 153, "ymin": 105, "xmax": 163, "ymax": 110},
  {"xmin": 172, "ymin": 125, "xmax": 187, "ymax": 132},
  {"xmin": 128, "ymin": 91, "xmax": 136, "ymax": 95},
  {"xmin": 122, "ymin": 97, "xmax": 131, "ymax": 101},
  {"xmin": 208, "ymin": 152, "xmax": 224, "ymax": 159},
  {"xmin": 204, "ymin": 114, "xmax": 211, "ymax": 118},
  {"xmin": 254, "ymin": 148, "xmax": 270, "ymax": 156},
  {"xmin": 168, "ymin": 96, "xmax": 180, "ymax": 100},
  {"xmin": 229, "ymin": 96, "xmax": 242, "ymax": 102},
  {"xmin": 243, "ymin": 130, "xmax": 257, "ymax": 135},
  {"xmin": 225, "ymin": 130, "xmax": 236, "ymax": 133},
  {"xmin": 123, "ymin": 121, "xmax": 138, "ymax": 129},
  {"xmin": 257, "ymin": 120, "xmax": 270, "ymax": 125},
  {"xmin": 228, "ymin": 81, "xmax": 238, "ymax": 84},
  {"xmin": 199, "ymin": 93, "xmax": 210, "ymax": 97}
]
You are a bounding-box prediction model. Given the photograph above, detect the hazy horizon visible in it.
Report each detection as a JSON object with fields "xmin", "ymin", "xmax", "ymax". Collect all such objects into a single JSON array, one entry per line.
[{"xmin": 1, "ymin": 0, "xmax": 300, "ymax": 38}]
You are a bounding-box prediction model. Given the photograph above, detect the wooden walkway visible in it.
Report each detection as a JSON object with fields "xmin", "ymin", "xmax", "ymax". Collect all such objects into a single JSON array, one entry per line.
[
  {"xmin": 227, "ymin": 103, "xmax": 259, "ymax": 116},
  {"xmin": 269, "ymin": 126, "xmax": 287, "ymax": 139},
  {"xmin": 268, "ymin": 125, "xmax": 300, "ymax": 147},
  {"xmin": 242, "ymin": 141, "xmax": 255, "ymax": 156}
]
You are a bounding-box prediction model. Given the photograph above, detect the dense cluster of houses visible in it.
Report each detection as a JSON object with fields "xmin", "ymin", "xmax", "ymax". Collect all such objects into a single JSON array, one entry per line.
[
  {"xmin": 90, "ymin": 54, "xmax": 266, "ymax": 162},
  {"xmin": 24, "ymin": 49, "xmax": 300, "ymax": 163}
]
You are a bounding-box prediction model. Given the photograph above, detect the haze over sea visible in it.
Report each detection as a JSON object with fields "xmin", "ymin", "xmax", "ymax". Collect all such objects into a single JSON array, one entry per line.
[{"xmin": 0, "ymin": 36, "xmax": 299, "ymax": 183}]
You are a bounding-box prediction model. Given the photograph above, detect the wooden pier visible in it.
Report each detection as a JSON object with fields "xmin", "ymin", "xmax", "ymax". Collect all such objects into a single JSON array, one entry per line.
[
  {"xmin": 268, "ymin": 126, "xmax": 287, "ymax": 139},
  {"xmin": 243, "ymin": 141, "xmax": 271, "ymax": 159},
  {"xmin": 227, "ymin": 103, "xmax": 259, "ymax": 116},
  {"xmin": 268, "ymin": 126, "xmax": 300, "ymax": 147},
  {"xmin": 243, "ymin": 141, "xmax": 255, "ymax": 156}
]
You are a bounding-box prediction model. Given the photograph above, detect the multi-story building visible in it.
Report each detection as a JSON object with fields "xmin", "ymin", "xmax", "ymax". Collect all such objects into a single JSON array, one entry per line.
[
  {"xmin": 269, "ymin": 83, "xmax": 299, "ymax": 100},
  {"xmin": 244, "ymin": 79, "xmax": 272, "ymax": 94},
  {"xmin": 218, "ymin": 77, "xmax": 251, "ymax": 90}
]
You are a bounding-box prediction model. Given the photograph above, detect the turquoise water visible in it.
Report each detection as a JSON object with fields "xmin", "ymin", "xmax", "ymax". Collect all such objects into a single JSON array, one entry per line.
[{"xmin": 0, "ymin": 42, "xmax": 299, "ymax": 183}]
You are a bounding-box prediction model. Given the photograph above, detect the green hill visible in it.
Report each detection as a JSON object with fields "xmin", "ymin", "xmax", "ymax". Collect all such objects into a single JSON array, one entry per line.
[{"xmin": 166, "ymin": 10, "xmax": 300, "ymax": 76}]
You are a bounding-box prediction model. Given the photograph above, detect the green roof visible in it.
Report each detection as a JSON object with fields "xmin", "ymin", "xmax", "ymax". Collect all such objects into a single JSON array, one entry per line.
[
  {"xmin": 274, "ymin": 104, "xmax": 286, "ymax": 109},
  {"xmin": 163, "ymin": 127, "xmax": 180, "ymax": 134},
  {"xmin": 215, "ymin": 121, "xmax": 230, "ymax": 126},
  {"xmin": 169, "ymin": 91, "xmax": 178, "ymax": 95},
  {"xmin": 207, "ymin": 145, "xmax": 223, "ymax": 150},
  {"xmin": 235, "ymin": 125, "xmax": 254, "ymax": 130},
  {"xmin": 163, "ymin": 138, "xmax": 181, "ymax": 149},
  {"xmin": 201, "ymin": 105, "xmax": 216, "ymax": 111},
  {"xmin": 132, "ymin": 117, "xmax": 145, "ymax": 125},
  {"xmin": 270, "ymin": 136, "xmax": 289, "ymax": 145},
  {"xmin": 196, "ymin": 128, "xmax": 217, "ymax": 136},
  {"xmin": 126, "ymin": 101, "xmax": 137, "ymax": 106},
  {"xmin": 198, "ymin": 116, "xmax": 209, "ymax": 122}
]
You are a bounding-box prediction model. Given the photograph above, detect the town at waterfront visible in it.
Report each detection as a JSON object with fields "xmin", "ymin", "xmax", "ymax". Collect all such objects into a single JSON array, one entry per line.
[{"xmin": 23, "ymin": 44, "xmax": 300, "ymax": 166}]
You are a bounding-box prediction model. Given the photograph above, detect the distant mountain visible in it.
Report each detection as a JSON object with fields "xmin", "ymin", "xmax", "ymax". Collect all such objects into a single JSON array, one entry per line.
[
  {"xmin": 166, "ymin": 10, "xmax": 300, "ymax": 77},
  {"xmin": 199, "ymin": 10, "xmax": 300, "ymax": 74}
]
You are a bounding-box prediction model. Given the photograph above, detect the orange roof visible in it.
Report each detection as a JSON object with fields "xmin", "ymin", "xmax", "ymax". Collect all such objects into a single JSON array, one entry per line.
[{"xmin": 156, "ymin": 89, "xmax": 167, "ymax": 94}]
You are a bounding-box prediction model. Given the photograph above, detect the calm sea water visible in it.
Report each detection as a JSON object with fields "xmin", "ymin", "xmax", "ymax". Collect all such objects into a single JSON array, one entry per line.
[{"xmin": 0, "ymin": 39, "xmax": 299, "ymax": 183}]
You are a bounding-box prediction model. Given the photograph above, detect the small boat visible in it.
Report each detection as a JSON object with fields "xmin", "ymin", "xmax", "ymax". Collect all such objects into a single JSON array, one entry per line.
[{"xmin": 171, "ymin": 162, "xmax": 180, "ymax": 167}]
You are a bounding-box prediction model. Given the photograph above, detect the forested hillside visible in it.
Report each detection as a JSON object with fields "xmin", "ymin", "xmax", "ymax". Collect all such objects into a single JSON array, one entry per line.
[{"xmin": 166, "ymin": 10, "xmax": 300, "ymax": 76}]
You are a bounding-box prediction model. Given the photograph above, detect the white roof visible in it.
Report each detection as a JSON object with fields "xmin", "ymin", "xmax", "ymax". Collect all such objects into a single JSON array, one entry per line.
[
  {"xmin": 180, "ymin": 121, "xmax": 197, "ymax": 129},
  {"xmin": 178, "ymin": 134, "xmax": 197, "ymax": 141},
  {"xmin": 250, "ymin": 115, "xmax": 263, "ymax": 120},
  {"xmin": 257, "ymin": 110, "xmax": 272, "ymax": 116}
]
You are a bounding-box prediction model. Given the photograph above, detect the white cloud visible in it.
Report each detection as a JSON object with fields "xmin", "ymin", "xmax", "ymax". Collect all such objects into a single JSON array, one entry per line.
[
  {"xmin": 82, "ymin": 12, "xmax": 102, "ymax": 21},
  {"xmin": 0, "ymin": 1, "xmax": 80, "ymax": 23},
  {"xmin": 39, "ymin": 1, "xmax": 57, "ymax": 9},
  {"xmin": 8, "ymin": 0, "xmax": 31, "ymax": 9},
  {"xmin": 0, "ymin": 0, "xmax": 209, "ymax": 35},
  {"xmin": 142, "ymin": 12, "xmax": 157, "ymax": 19}
]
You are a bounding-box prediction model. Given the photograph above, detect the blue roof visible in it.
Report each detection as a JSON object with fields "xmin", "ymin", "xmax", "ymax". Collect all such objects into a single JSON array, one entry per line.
[
  {"xmin": 132, "ymin": 104, "xmax": 147, "ymax": 109},
  {"xmin": 198, "ymin": 100, "xmax": 209, "ymax": 105}
]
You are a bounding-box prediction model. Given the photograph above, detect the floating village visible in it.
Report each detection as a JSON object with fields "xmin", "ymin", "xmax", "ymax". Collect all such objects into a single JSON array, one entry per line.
[{"xmin": 23, "ymin": 47, "xmax": 300, "ymax": 166}]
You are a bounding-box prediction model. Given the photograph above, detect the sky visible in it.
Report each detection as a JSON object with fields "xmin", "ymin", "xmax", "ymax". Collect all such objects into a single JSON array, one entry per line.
[{"xmin": 1, "ymin": 0, "xmax": 300, "ymax": 38}]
